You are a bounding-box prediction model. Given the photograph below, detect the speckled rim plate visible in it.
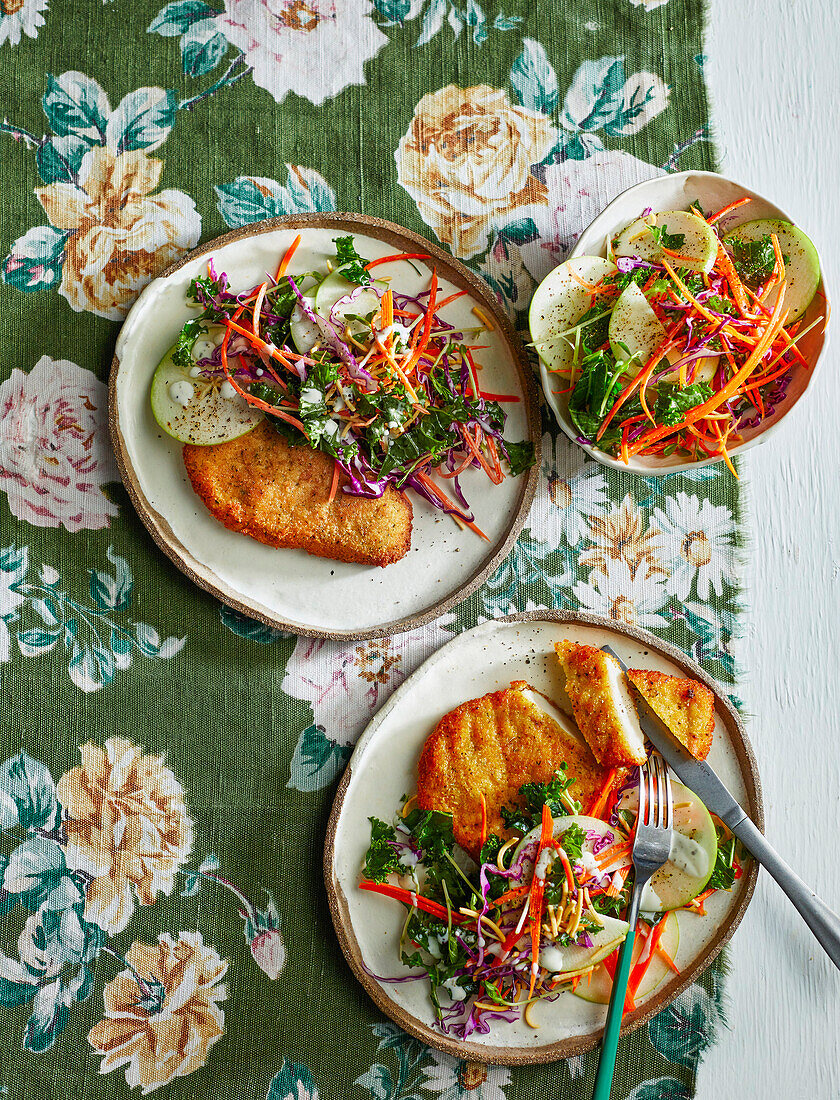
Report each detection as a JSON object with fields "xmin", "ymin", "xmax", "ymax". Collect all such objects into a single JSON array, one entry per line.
[
  {"xmin": 324, "ymin": 610, "xmax": 762, "ymax": 1064},
  {"xmin": 109, "ymin": 214, "xmax": 541, "ymax": 641}
]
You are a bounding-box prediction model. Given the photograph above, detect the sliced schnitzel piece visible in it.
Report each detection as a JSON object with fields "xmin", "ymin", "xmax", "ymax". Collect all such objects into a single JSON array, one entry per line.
[
  {"xmin": 554, "ymin": 640, "xmax": 647, "ymax": 767},
  {"xmin": 183, "ymin": 420, "xmax": 413, "ymax": 567},
  {"xmin": 416, "ymin": 681, "xmax": 607, "ymax": 858},
  {"xmin": 627, "ymin": 669, "xmax": 715, "ymax": 761}
]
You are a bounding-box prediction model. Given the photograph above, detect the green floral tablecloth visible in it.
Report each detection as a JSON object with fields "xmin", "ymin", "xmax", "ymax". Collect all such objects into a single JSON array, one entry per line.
[{"xmin": 0, "ymin": 1, "xmax": 744, "ymax": 1097}]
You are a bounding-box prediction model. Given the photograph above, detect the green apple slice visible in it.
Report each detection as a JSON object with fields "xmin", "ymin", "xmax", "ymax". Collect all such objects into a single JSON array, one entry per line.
[
  {"xmin": 613, "ymin": 210, "xmax": 718, "ymax": 273},
  {"xmin": 289, "ymin": 297, "xmax": 322, "ymax": 354},
  {"xmin": 609, "ymin": 283, "xmax": 719, "ymax": 384},
  {"xmin": 723, "ymin": 218, "xmax": 821, "ymax": 323},
  {"xmin": 529, "ymin": 256, "xmax": 618, "ymax": 376},
  {"xmin": 150, "ymin": 344, "xmax": 263, "ymax": 445},
  {"xmin": 573, "ymin": 914, "xmax": 680, "ymax": 1005},
  {"xmin": 314, "ymin": 266, "xmax": 387, "ymax": 331},
  {"xmin": 609, "ymin": 283, "xmax": 669, "ymax": 365},
  {"xmin": 616, "ymin": 780, "xmax": 717, "ymax": 912}
]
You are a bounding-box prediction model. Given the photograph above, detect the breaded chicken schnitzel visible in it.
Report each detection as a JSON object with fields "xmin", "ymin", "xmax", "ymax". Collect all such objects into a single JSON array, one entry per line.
[
  {"xmin": 627, "ymin": 669, "xmax": 715, "ymax": 760},
  {"xmin": 554, "ymin": 641, "xmax": 647, "ymax": 767},
  {"xmin": 183, "ymin": 420, "xmax": 413, "ymax": 566},
  {"xmin": 416, "ymin": 681, "xmax": 607, "ymax": 858}
]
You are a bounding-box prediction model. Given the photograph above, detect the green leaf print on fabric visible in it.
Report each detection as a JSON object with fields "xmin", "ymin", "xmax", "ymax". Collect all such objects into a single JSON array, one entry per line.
[
  {"xmin": 1, "ymin": 225, "xmax": 67, "ymax": 292},
  {"xmin": 219, "ymin": 606, "xmax": 291, "ymax": 643},
  {"xmin": 267, "ymin": 1059, "xmax": 320, "ymax": 1100},
  {"xmin": 287, "ymin": 724, "xmax": 352, "ymax": 793},
  {"xmin": 509, "ymin": 38, "xmax": 558, "ymax": 114},
  {"xmin": 105, "ymin": 87, "xmax": 179, "ymax": 153},
  {"xmin": 35, "ymin": 134, "xmax": 89, "ymax": 184},
  {"xmin": 216, "ymin": 165, "xmax": 337, "ymax": 227},
  {"xmin": 3, "ymin": 544, "xmax": 185, "ymax": 692},
  {"xmin": 42, "ymin": 71, "xmax": 109, "ymax": 142},
  {"xmin": 0, "ymin": 753, "xmax": 59, "ymax": 833},
  {"xmin": 648, "ymin": 984, "xmax": 718, "ymax": 1068},
  {"xmin": 626, "ymin": 1078, "xmax": 691, "ymax": 1100},
  {"xmin": 378, "ymin": 0, "xmax": 520, "ymax": 48}
]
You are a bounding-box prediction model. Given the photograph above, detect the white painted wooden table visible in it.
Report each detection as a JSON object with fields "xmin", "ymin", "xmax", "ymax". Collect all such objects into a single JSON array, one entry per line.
[{"xmin": 698, "ymin": 2, "xmax": 840, "ymax": 1096}]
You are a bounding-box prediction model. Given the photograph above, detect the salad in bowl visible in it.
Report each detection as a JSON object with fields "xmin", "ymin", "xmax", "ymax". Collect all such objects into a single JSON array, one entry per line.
[{"xmin": 530, "ymin": 172, "xmax": 828, "ymax": 473}]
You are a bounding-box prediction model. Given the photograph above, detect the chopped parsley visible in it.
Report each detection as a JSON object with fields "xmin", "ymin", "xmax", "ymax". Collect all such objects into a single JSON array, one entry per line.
[
  {"xmin": 362, "ymin": 817, "xmax": 404, "ymax": 883},
  {"xmin": 648, "ymin": 222, "xmax": 687, "ymax": 251},
  {"xmin": 559, "ymin": 822, "xmax": 587, "ymax": 861},
  {"xmin": 333, "ymin": 235, "xmax": 371, "ymax": 286},
  {"xmin": 726, "ymin": 234, "xmax": 777, "ymax": 287},
  {"xmin": 654, "ymin": 381, "xmax": 713, "ymax": 426},
  {"xmin": 706, "ymin": 827, "xmax": 738, "ymax": 892},
  {"xmin": 171, "ymin": 318, "xmax": 208, "ymax": 368}
]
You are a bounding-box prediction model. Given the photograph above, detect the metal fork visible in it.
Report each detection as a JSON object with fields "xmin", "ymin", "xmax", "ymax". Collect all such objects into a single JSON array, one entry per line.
[{"xmin": 592, "ymin": 754, "xmax": 674, "ymax": 1100}]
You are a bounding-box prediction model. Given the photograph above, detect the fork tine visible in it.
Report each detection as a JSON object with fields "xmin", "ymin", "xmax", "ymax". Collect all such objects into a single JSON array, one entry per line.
[
  {"xmin": 662, "ymin": 757, "xmax": 673, "ymax": 830},
  {"xmin": 646, "ymin": 761, "xmax": 656, "ymax": 828},
  {"xmin": 637, "ymin": 761, "xmax": 646, "ymax": 826}
]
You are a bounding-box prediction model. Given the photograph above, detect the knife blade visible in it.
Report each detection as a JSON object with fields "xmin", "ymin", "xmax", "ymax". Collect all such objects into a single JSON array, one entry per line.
[{"xmin": 601, "ymin": 643, "xmax": 840, "ymax": 970}]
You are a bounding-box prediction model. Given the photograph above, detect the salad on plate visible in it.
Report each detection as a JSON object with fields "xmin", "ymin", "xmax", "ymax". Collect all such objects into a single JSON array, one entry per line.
[
  {"xmin": 529, "ymin": 198, "xmax": 826, "ymax": 469},
  {"xmin": 151, "ymin": 234, "xmax": 534, "ymax": 541}
]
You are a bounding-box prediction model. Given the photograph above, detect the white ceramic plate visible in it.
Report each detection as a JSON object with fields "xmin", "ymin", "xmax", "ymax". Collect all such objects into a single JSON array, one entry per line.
[
  {"xmin": 110, "ymin": 215, "xmax": 540, "ymax": 640},
  {"xmin": 537, "ymin": 170, "xmax": 830, "ymax": 473},
  {"xmin": 325, "ymin": 611, "xmax": 761, "ymax": 1064}
]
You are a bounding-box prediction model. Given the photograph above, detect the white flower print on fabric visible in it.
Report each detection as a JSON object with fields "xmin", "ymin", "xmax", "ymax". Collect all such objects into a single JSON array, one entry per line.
[
  {"xmin": 573, "ymin": 558, "xmax": 670, "ymax": 629},
  {"xmin": 529, "ymin": 433, "xmax": 610, "ymax": 547},
  {"xmin": 581, "ymin": 493, "xmax": 667, "ymax": 579},
  {"xmin": 629, "ymin": 0, "xmax": 669, "ymax": 10},
  {"xmin": 218, "ymin": 0, "xmax": 388, "ymax": 107},
  {"xmin": 0, "ymin": 0, "xmax": 48, "ymax": 47},
  {"xmin": 0, "ymin": 356, "xmax": 119, "ymax": 532},
  {"xmin": 420, "ymin": 1050, "xmax": 511, "ymax": 1100},
  {"xmin": 651, "ymin": 492, "xmax": 735, "ymax": 601},
  {"xmin": 282, "ymin": 624, "xmax": 446, "ymax": 747},
  {"xmin": 518, "ymin": 150, "xmax": 666, "ymax": 282}
]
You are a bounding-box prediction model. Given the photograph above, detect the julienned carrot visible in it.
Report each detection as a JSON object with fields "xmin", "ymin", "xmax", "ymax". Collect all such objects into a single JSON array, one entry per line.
[
  {"xmin": 492, "ymin": 883, "xmax": 530, "ymax": 908},
  {"xmin": 460, "ymin": 424, "xmax": 503, "ymax": 485},
  {"xmin": 706, "ymin": 197, "xmax": 750, "ymax": 224},
  {"xmin": 276, "ymin": 233, "xmax": 301, "ymax": 279},
  {"xmin": 365, "ymin": 252, "xmax": 431, "ymax": 270},
  {"xmin": 715, "ymin": 242, "xmax": 750, "ymax": 314},
  {"xmin": 221, "ymin": 321, "xmax": 304, "ymax": 429},
  {"xmin": 588, "ymin": 769, "xmax": 618, "ymax": 820},
  {"xmin": 435, "ymin": 290, "xmax": 468, "ymax": 309},
  {"xmin": 596, "ymin": 333, "xmax": 676, "ymax": 441},
  {"xmin": 625, "ymin": 915, "xmax": 670, "ymax": 1012},
  {"xmin": 380, "ymin": 287, "xmax": 394, "ymax": 333},
  {"xmin": 628, "ymin": 286, "xmax": 789, "ymax": 456},
  {"xmin": 359, "ymin": 880, "xmax": 469, "ymax": 924},
  {"xmin": 252, "ymin": 281, "xmax": 269, "ymax": 341},
  {"xmin": 527, "ymin": 804, "xmax": 553, "ymax": 998},
  {"xmin": 601, "ymin": 866, "xmax": 631, "ymax": 898},
  {"xmin": 328, "ymin": 459, "xmax": 340, "ymax": 504}
]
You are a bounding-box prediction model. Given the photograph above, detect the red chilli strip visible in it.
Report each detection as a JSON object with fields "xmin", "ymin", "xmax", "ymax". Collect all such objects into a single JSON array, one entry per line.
[
  {"xmin": 358, "ymin": 880, "xmax": 469, "ymax": 924},
  {"xmin": 364, "ymin": 252, "xmax": 432, "ymax": 271}
]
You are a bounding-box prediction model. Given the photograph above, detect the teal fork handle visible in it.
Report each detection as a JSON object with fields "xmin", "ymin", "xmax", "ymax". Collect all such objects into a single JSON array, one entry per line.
[{"xmin": 592, "ymin": 925, "xmax": 636, "ymax": 1100}]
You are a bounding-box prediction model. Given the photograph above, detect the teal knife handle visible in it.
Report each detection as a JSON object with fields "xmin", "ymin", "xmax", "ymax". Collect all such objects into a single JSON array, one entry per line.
[{"xmin": 591, "ymin": 924, "xmax": 636, "ymax": 1100}]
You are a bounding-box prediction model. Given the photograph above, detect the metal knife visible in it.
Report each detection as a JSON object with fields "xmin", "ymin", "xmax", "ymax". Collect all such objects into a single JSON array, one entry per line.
[{"xmin": 602, "ymin": 644, "xmax": 840, "ymax": 971}]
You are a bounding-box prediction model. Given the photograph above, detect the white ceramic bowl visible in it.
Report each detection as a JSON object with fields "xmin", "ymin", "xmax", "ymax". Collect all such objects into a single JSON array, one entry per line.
[{"xmin": 535, "ymin": 170, "xmax": 830, "ymax": 474}]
